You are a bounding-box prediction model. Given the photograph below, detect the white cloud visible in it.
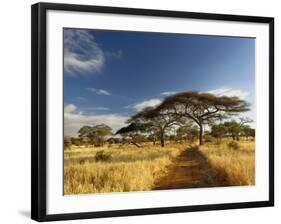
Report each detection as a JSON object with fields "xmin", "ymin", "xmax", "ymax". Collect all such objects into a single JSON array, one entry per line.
[
  {"xmin": 64, "ymin": 104, "xmax": 77, "ymax": 113},
  {"xmin": 161, "ymin": 91, "xmax": 177, "ymax": 96},
  {"xmin": 207, "ymin": 88, "xmax": 249, "ymax": 99},
  {"xmin": 86, "ymin": 88, "xmax": 111, "ymax": 96},
  {"xmin": 131, "ymin": 98, "xmax": 162, "ymax": 111},
  {"xmin": 64, "ymin": 104, "xmax": 128, "ymax": 136},
  {"xmin": 64, "ymin": 29, "xmax": 105, "ymax": 74}
]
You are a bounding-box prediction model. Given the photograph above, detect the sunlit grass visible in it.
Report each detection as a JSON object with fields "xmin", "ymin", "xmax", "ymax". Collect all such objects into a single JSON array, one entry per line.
[
  {"xmin": 64, "ymin": 144, "xmax": 183, "ymax": 195},
  {"xmin": 199, "ymin": 139, "xmax": 255, "ymax": 186},
  {"xmin": 64, "ymin": 139, "xmax": 255, "ymax": 195}
]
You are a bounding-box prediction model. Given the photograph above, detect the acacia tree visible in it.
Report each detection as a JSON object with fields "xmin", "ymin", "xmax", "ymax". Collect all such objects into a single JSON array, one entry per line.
[
  {"xmin": 128, "ymin": 106, "xmax": 183, "ymax": 147},
  {"xmin": 157, "ymin": 92, "xmax": 250, "ymax": 145},
  {"xmin": 224, "ymin": 118, "xmax": 253, "ymax": 141},
  {"xmin": 78, "ymin": 124, "xmax": 112, "ymax": 146},
  {"xmin": 92, "ymin": 124, "xmax": 112, "ymax": 146},
  {"xmin": 78, "ymin": 125, "xmax": 94, "ymax": 146},
  {"xmin": 115, "ymin": 123, "xmax": 149, "ymax": 147},
  {"xmin": 211, "ymin": 124, "xmax": 227, "ymax": 142}
]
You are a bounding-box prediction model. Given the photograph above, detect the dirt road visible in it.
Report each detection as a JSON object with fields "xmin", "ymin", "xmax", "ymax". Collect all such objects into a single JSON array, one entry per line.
[{"xmin": 153, "ymin": 146, "xmax": 229, "ymax": 190}]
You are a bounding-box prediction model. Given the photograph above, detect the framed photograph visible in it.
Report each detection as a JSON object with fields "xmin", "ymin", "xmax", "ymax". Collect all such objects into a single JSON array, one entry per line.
[{"xmin": 31, "ymin": 2, "xmax": 274, "ymax": 222}]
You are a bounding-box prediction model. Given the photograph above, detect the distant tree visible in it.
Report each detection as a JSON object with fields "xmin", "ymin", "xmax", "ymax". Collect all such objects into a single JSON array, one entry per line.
[
  {"xmin": 242, "ymin": 125, "xmax": 255, "ymax": 140},
  {"xmin": 224, "ymin": 118, "xmax": 253, "ymax": 141},
  {"xmin": 71, "ymin": 137, "xmax": 82, "ymax": 146},
  {"xmin": 250, "ymin": 128, "xmax": 255, "ymax": 140},
  {"xmin": 176, "ymin": 124, "xmax": 199, "ymax": 142},
  {"xmin": 116, "ymin": 123, "xmax": 148, "ymax": 147},
  {"xmin": 223, "ymin": 121, "xmax": 241, "ymax": 141},
  {"xmin": 64, "ymin": 136, "xmax": 72, "ymax": 150},
  {"xmin": 127, "ymin": 107, "xmax": 183, "ymax": 147},
  {"xmin": 211, "ymin": 124, "xmax": 227, "ymax": 142},
  {"xmin": 78, "ymin": 125, "xmax": 95, "ymax": 144},
  {"xmin": 78, "ymin": 124, "xmax": 112, "ymax": 147},
  {"xmin": 158, "ymin": 92, "xmax": 250, "ymax": 145},
  {"xmin": 92, "ymin": 124, "xmax": 112, "ymax": 146}
]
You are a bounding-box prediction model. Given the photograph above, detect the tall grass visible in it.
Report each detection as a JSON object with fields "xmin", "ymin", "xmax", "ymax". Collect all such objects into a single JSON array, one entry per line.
[
  {"xmin": 199, "ymin": 140, "xmax": 255, "ymax": 186},
  {"xmin": 64, "ymin": 144, "xmax": 182, "ymax": 195}
]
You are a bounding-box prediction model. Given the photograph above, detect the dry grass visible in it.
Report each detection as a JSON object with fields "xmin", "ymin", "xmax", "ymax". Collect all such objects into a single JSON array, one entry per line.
[
  {"xmin": 64, "ymin": 143, "xmax": 183, "ymax": 195},
  {"xmin": 64, "ymin": 140, "xmax": 255, "ymax": 195},
  {"xmin": 199, "ymin": 140, "xmax": 255, "ymax": 186}
]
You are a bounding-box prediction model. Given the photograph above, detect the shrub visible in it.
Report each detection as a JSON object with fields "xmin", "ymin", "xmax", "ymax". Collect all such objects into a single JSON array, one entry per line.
[
  {"xmin": 95, "ymin": 151, "xmax": 112, "ymax": 162},
  {"xmin": 228, "ymin": 141, "xmax": 239, "ymax": 150}
]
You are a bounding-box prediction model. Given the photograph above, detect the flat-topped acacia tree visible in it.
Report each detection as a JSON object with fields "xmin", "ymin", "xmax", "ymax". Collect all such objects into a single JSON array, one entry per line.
[
  {"xmin": 157, "ymin": 91, "xmax": 250, "ymax": 145},
  {"xmin": 127, "ymin": 106, "xmax": 183, "ymax": 147},
  {"xmin": 115, "ymin": 123, "xmax": 151, "ymax": 147}
]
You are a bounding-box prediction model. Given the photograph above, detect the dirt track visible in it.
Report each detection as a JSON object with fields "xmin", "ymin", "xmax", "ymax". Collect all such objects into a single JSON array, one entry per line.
[{"xmin": 153, "ymin": 146, "xmax": 229, "ymax": 190}]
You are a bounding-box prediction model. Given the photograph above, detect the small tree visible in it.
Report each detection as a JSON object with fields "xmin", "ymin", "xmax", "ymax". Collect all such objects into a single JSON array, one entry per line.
[
  {"xmin": 211, "ymin": 124, "xmax": 227, "ymax": 142},
  {"xmin": 224, "ymin": 118, "xmax": 253, "ymax": 141},
  {"xmin": 92, "ymin": 124, "xmax": 112, "ymax": 146},
  {"xmin": 116, "ymin": 123, "xmax": 148, "ymax": 147},
  {"xmin": 78, "ymin": 125, "xmax": 95, "ymax": 145},
  {"xmin": 78, "ymin": 124, "xmax": 112, "ymax": 147},
  {"xmin": 128, "ymin": 107, "xmax": 183, "ymax": 147},
  {"xmin": 224, "ymin": 121, "xmax": 241, "ymax": 141}
]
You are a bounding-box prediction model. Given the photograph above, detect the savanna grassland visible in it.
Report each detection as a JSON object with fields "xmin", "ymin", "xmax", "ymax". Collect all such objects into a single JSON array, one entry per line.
[
  {"xmin": 64, "ymin": 143, "xmax": 183, "ymax": 194},
  {"xmin": 64, "ymin": 138, "xmax": 255, "ymax": 195},
  {"xmin": 64, "ymin": 91, "xmax": 256, "ymax": 195}
]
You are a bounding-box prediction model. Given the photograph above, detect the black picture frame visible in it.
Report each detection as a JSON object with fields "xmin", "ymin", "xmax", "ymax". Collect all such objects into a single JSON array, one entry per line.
[{"xmin": 31, "ymin": 2, "xmax": 274, "ymax": 222}]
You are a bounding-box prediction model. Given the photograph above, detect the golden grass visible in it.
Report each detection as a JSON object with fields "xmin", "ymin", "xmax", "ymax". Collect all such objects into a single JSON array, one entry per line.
[
  {"xmin": 64, "ymin": 144, "xmax": 183, "ymax": 195},
  {"xmin": 199, "ymin": 140, "xmax": 255, "ymax": 186},
  {"xmin": 64, "ymin": 140, "xmax": 255, "ymax": 195}
]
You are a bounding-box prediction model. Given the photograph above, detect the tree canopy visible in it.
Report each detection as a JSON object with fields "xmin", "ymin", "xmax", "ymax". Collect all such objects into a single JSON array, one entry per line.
[
  {"xmin": 157, "ymin": 91, "xmax": 250, "ymax": 145},
  {"xmin": 127, "ymin": 106, "xmax": 184, "ymax": 147}
]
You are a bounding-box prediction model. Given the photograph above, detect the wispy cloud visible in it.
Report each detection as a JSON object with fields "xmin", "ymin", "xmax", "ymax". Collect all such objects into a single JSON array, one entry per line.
[
  {"xmin": 64, "ymin": 104, "xmax": 128, "ymax": 136},
  {"xmin": 161, "ymin": 91, "xmax": 177, "ymax": 96},
  {"xmin": 129, "ymin": 98, "xmax": 162, "ymax": 111},
  {"xmin": 83, "ymin": 106, "xmax": 110, "ymax": 111},
  {"xmin": 86, "ymin": 88, "xmax": 111, "ymax": 96},
  {"xmin": 207, "ymin": 88, "xmax": 249, "ymax": 99},
  {"xmin": 64, "ymin": 29, "xmax": 105, "ymax": 75}
]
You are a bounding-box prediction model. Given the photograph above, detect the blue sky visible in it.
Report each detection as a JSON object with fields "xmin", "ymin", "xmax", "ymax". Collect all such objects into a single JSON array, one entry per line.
[{"xmin": 63, "ymin": 28, "xmax": 255, "ymax": 136}]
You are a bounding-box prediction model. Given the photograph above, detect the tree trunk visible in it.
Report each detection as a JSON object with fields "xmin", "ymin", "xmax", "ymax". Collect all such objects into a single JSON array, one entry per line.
[
  {"xmin": 160, "ymin": 131, "xmax": 165, "ymax": 147},
  {"xmin": 160, "ymin": 138, "xmax": 164, "ymax": 147},
  {"xmin": 199, "ymin": 124, "xmax": 203, "ymax": 145}
]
